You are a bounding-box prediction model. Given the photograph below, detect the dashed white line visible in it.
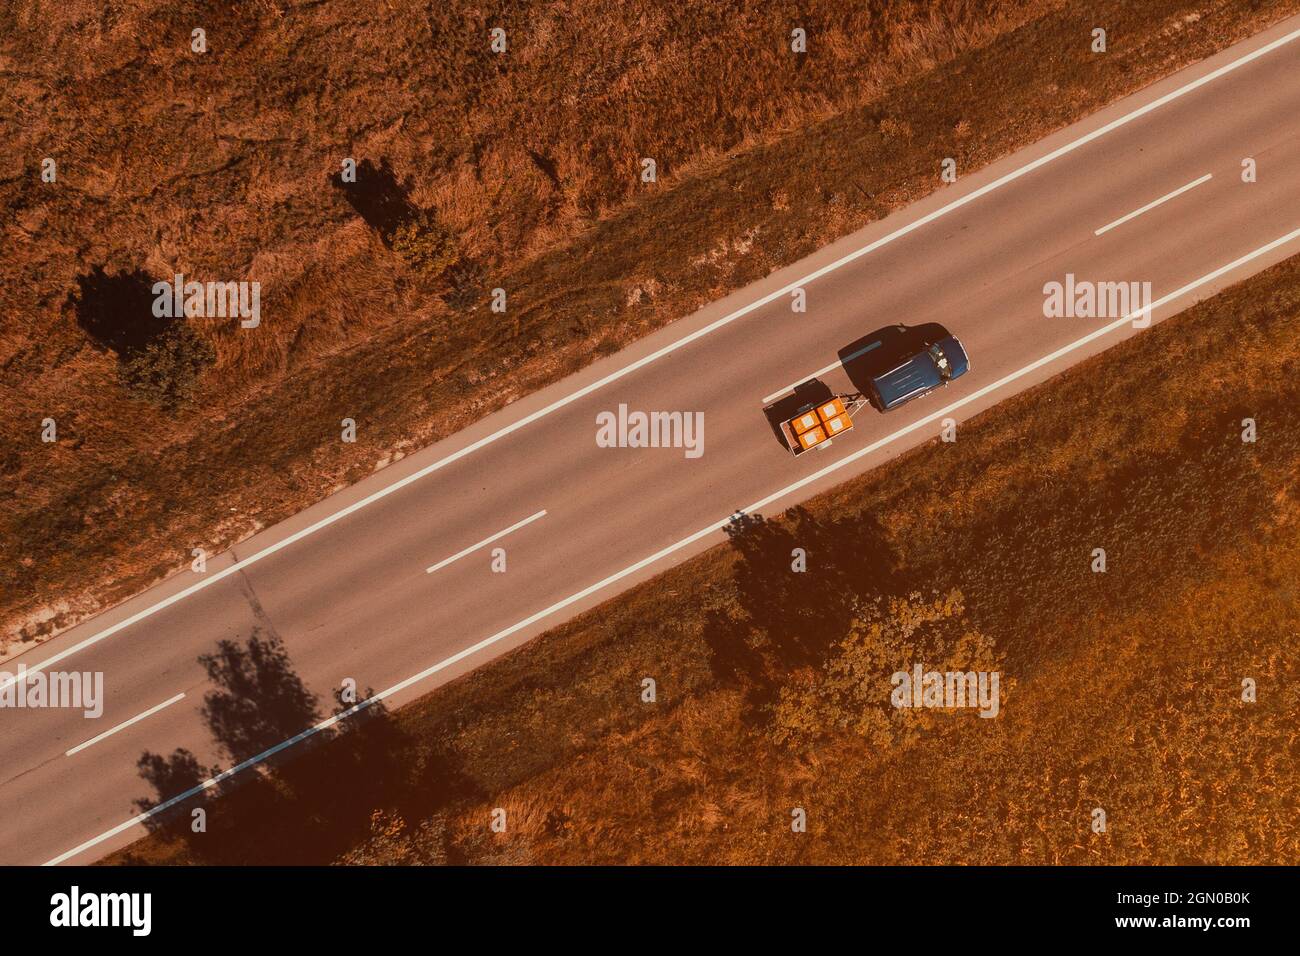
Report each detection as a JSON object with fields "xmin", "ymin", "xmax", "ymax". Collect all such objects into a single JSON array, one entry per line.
[
  {"xmin": 45, "ymin": 224, "xmax": 1300, "ymax": 866},
  {"xmin": 1094, "ymin": 173, "xmax": 1213, "ymax": 236},
  {"xmin": 64, "ymin": 694, "xmax": 186, "ymax": 757},
  {"xmin": 426, "ymin": 511, "xmax": 547, "ymax": 574},
  {"xmin": 14, "ymin": 21, "xmax": 1300, "ymax": 688},
  {"xmin": 761, "ymin": 340, "xmax": 886, "ymax": 404}
]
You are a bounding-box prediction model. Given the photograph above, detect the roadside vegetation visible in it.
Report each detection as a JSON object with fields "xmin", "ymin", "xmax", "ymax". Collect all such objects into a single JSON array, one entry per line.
[
  {"xmin": 5, "ymin": 0, "xmax": 1298, "ymax": 646},
  {"xmin": 109, "ymin": 252, "xmax": 1300, "ymax": 866}
]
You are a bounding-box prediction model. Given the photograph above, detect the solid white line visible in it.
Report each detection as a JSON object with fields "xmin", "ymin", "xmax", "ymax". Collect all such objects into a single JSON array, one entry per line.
[
  {"xmin": 64, "ymin": 694, "xmax": 186, "ymax": 757},
  {"xmin": 45, "ymin": 224, "xmax": 1300, "ymax": 865},
  {"xmin": 426, "ymin": 511, "xmax": 547, "ymax": 574},
  {"xmin": 1094, "ymin": 173, "xmax": 1213, "ymax": 236},
  {"xmin": 14, "ymin": 21, "xmax": 1299, "ymax": 687}
]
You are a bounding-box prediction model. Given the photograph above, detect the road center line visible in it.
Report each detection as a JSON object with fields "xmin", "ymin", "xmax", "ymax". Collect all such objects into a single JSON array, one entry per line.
[
  {"xmin": 64, "ymin": 694, "xmax": 186, "ymax": 758},
  {"xmin": 1094, "ymin": 173, "xmax": 1213, "ymax": 236},
  {"xmin": 762, "ymin": 359, "xmax": 844, "ymax": 405},
  {"xmin": 426, "ymin": 511, "xmax": 547, "ymax": 574},
  {"xmin": 45, "ymin": 224, "xmax": 1300, "ymax": 866},
  {"xmin": 763, "ymin": 339, "xmax": 887, "ymax": 403},
  {"xmin": 12, "ymin": 23, "xmax": 1298, "ymax": 687}
]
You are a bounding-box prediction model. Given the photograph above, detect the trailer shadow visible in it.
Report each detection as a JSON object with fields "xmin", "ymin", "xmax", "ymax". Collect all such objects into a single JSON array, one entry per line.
[{"xmin": 762, "ymin": 379, "xmax": 834, "ymax": 452}]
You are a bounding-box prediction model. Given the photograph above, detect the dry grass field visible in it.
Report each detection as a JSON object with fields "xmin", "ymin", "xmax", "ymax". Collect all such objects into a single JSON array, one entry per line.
[
  {"xmin": 108, "ymin": 250, "xmax": 1300, "ymax": 866},
  {"xmin": 4, "ymin": 0, "xmax": 1296, "ymax": 647}
]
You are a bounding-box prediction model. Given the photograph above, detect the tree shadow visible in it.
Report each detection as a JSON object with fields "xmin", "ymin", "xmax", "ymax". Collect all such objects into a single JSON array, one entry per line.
[
  {"xmin": 703, "ymin": 506, "xmax": 902, "ymax": 715},
  {"xmin": 71, "ymin": 266, "xmax": 171, "ymax": 358},
  {"xmin": 132, "ymin": 628, "xmax": 476, "ymax": 864},
  {"xmin": 198, "ymin": 630, "xmax": 321, "ymax": 764},
  {"xmin": 330, "ymin": 158, "xmax": 418, "ymax": 244},
  {"xmin": 330, "ymin": 157, "xmax": 482, "ymax": 306}
]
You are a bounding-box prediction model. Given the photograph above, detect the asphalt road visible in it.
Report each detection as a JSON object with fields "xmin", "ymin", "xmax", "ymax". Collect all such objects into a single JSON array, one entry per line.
[{"xmin": 5, "ymin": 17, "xmax": 1300, "ymax": 866}]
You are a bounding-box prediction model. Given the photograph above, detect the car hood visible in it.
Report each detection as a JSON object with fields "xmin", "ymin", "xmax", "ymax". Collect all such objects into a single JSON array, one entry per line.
[{"xmin": 935, "ymin": 336, "xmax": 970, "ymax": 379}]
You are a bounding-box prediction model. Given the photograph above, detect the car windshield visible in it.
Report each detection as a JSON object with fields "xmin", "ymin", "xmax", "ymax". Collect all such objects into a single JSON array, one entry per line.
[{"xmin": 928, "ymin": 343, "xmax": 950, "ymax": 377}]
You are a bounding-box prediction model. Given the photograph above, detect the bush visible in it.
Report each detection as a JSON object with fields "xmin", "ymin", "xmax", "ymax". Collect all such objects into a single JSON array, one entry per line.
[
  {"xmin": 118, "ymin": 321, "xmax": 215, "ymax": 409},
  {"xmin": 335, "ymin": 810, "xmax": 449, "ymax": 866},
  {"xmin": 770, "ymin": 590, "xmax": 1002, "ymax": 748},
  {"xmin": 389, "ymin": 211, "xmax": 461, "ymax": 282}
]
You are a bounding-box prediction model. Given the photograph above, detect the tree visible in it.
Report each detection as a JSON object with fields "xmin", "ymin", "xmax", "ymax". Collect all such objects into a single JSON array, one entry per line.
[
  {"xmin": 770, "ymin": 590, "xmax": 1002, "ymax": 748},
  {"xmin": 389, "ymin": 211, "xmax": 461, "ymax": 282},
  {"xmin": 118, "ymin": 321, "xmax": 215, "ymax": 409}
]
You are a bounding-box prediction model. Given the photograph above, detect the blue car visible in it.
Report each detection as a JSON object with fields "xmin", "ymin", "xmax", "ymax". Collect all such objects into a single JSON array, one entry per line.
[{"xmin": 868, "ymin": 334, "xmax": 970, "ymax": 411}]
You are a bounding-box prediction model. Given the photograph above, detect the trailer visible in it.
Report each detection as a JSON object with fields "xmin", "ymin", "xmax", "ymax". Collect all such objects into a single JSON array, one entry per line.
[{"xmin": 774, "ymin": 393, "xmax": 867, "ymax": 456}]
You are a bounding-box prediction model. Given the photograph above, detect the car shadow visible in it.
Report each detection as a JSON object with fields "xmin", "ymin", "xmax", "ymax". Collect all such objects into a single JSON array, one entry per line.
[{"xmin": 838, "ymin": 322, "xmax": 949, "ymax": 406}]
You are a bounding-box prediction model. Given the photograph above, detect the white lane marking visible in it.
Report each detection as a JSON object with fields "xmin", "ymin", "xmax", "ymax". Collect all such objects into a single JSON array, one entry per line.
[
  {"xmin": 761, "ymin": 340, "xmax": 887, "ymax": 404},
  {"xmin": 45, "ymin": 225, "xmax": 1300, "ymax": 866},
  {"xmin": 762, "ymin": 359, "xmax": 844, "ymax": 404},
  {"xmin": 426, "ymin": 511, "xmax": 547, "ymax": 574},
  {"xmin": 13, "ymin": 23, "xmax": 1299, "ymax": 687},
  {"xmin": 1094, "ymin": 173, "xmax": 1213, "ymax": 236},
  {"xmin": 64, "ymin": 694, "xmax": 186, "ymax": 758}
]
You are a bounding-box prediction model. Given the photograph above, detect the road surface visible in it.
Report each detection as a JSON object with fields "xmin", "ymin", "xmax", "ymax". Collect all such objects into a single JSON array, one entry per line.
[{"xmin": 5, "ymin": 16, "xmax": 1300, "ymax": 865}]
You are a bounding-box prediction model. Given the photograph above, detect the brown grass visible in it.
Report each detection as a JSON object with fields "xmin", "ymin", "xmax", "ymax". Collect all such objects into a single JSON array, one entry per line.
[{"xmin": 4, "ymin": 0, "xmax": 1296, "ymax": 644}]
